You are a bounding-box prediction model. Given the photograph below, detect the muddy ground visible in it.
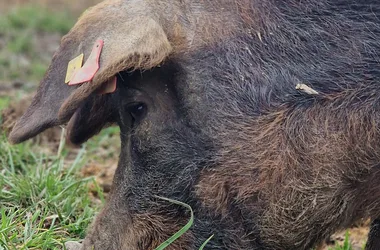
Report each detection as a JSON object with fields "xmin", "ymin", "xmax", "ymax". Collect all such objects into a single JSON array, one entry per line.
[{"xmin": 0, "ymin": 1, "xmax": 370, "ymax": 249}]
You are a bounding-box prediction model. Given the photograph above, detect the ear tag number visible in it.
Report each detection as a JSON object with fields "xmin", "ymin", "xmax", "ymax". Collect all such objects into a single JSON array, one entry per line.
[
  {"xmin": 65, "ymin": 54, "xmax": 84, "ymax": 84},
  {"xmin": 68, "ymin": 39, "xmax": 104, "ymax": 86}
]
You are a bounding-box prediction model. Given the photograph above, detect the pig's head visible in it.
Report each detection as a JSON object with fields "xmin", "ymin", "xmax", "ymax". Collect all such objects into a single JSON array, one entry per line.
[{"xmin": 8, "ymin": 2, "xmax": 244, "ymax": 248}]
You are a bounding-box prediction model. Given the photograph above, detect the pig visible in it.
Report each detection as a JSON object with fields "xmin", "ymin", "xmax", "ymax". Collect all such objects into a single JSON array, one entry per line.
[{"xmin": 8, "ymin": 0, "xmax": 380, "ymax": 249}]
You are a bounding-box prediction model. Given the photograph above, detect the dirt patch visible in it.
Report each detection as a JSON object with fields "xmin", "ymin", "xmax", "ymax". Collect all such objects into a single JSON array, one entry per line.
[
  {"xmin": 82, "ymin": 162, "xmax": 117, "ymax": 196},
  {"xmin": 1, "ymin": 94, "xmax": 63, "ymax": 147}
]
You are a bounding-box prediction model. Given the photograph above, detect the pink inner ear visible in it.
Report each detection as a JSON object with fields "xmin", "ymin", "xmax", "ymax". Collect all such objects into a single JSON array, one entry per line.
[
  {"xmin": 68, "ymin": 39, "xmax": 104, "ymax": 86},
  {"xmin": 98, "ymin": 76, "xmax": 117, "ymax": 95}
]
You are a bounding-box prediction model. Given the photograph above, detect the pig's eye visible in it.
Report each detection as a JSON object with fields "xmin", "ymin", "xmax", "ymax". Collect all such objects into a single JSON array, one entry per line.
[{"xmin": 124, "ymin": 102, "xmax": 147, "ymax": 125}]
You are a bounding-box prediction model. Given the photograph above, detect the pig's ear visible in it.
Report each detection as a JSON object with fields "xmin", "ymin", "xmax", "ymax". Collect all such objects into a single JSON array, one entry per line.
[
  {"xmin": 66, "ymin": 93, "xmax": 116, "ymax": 145},
  {"xmin": 8, "ymin": 0, "xmax": 172, "ymax": 144}
]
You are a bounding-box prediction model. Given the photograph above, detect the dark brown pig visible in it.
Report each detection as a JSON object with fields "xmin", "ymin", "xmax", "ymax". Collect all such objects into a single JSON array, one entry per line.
[{"xmin": 9, "ymin": 0, "xmax": 380, "ymax": 249}]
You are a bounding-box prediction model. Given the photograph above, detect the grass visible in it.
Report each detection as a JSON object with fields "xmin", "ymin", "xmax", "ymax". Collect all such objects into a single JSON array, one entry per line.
[
  {"xmin": 154, "ymin": 196, "xmax": 213, "ymax": 250},
  {"xmin": 0, "ymin": 6, "xmax": 73, "ymax": 34},
  {"xmin": 85, "ymin": 127, "xmax": 121, "ymax": 163},
  {"xmin": 0, "ymin": 4, "xmax": 102, "ymax": 250},
  {"xmin": 0, "ymin": 133, "xmax": 102, "ymax": 250},
  {"xmin": 328, "ymin": 232, "xmax": 356, "ymax": 250},
  {"xmin": 0, "ymin": 5, "xmax": 75, "ymax": 83},
  {"xmin": 154, "ymin": 196, "xmax": 195, "ymax": 250}
]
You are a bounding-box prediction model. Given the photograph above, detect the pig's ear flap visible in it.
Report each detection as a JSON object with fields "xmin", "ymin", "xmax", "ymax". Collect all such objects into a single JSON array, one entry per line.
[
  {"xmin": 8, "ymin": 0, "xmax": 172, "ymax": 144},
  {"xmin": 66, "ymin": 93, "xmax": 116, "ymax": 145}
]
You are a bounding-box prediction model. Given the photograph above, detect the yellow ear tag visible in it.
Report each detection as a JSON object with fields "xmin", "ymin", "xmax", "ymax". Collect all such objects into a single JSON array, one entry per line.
[{"xmin": 65, "ymin": 54, "xmax": 84, "ymax": 84}]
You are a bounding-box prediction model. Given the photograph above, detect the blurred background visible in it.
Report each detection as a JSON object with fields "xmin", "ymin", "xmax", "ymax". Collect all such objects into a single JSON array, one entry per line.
[
  {"xmin": 0, "ymin": 0, "xmax": 100, "ymax": 96},
  {"xmin": 0, "ymin": 1, "xmax": 370, "ymax": 249},
  {"xmin": 0, "ymin": 0, "xmax": 101, "ymax": 14}
]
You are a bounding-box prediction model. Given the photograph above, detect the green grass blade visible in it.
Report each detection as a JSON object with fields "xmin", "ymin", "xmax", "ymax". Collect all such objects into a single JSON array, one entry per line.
[
  {"xmin": 199, "ymin": 235, "xmax": 214, "ymax": 250},
  {"xmin": 154, "ymin": 196, "xmax": 194, "ymax": 250}
]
